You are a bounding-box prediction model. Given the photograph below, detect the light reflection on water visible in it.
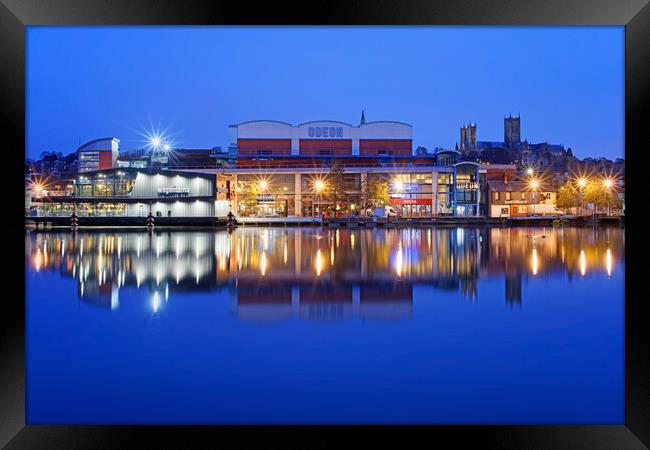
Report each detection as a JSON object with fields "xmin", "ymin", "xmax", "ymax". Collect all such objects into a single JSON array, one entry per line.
[
  {"xmin": 26, "ymin": 226, "xmax": 624, "ymax": 317},
  {"xmin": 25, "ymin": 226, "xmax": 624, "ymax": 424}
]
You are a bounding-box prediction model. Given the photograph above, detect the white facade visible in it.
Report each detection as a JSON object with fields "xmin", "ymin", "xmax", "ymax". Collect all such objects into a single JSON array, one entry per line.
[
  {"xmin": 126, "ymin": 200, "xmax": 215, "ymax": 217},
  {"xmin": 229, "ymin": 120, "xmax": 413, "ymax": 156},
  {"xmin": 125, "ymin": 170, "xmax": 223, "ymax": 217},
  {"xmin": 131, "ymin": 172, "xmax": 213, "ymax": 198}
]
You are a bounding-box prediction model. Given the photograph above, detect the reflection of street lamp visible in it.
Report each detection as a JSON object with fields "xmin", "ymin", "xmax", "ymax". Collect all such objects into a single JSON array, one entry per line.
[{"xmin": 529, "ymin": 178, "xmax": 540, "ymax": 216}]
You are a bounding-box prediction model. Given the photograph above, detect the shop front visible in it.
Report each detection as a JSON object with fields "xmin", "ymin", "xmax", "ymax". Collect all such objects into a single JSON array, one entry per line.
[
  {"xmin": 236, "ymin": 174, "xmax": 296, "ymax": 218},
  {"xmin": 389, "ymin": 198, "xmax": 433, "ymax": 217},
  {"xmin": 452, "ymin": 162, "xmax": 481, "ymax": 217}
]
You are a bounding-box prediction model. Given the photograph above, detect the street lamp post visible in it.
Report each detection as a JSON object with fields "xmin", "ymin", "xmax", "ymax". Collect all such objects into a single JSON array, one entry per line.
[
  {"xmin": 577, "ymin": 177, "xmax": 588, "ymax": 216},
  {"xmin": 313, "ymin": 179, "xmax": 326, "ymax": 220},
  {"xmin": 529, "ymin": 179, "xmax": 539, "ymax": 216},
  {"xmin": 603, "ymin": 178, "xmax": 614, "ymax": 216}
]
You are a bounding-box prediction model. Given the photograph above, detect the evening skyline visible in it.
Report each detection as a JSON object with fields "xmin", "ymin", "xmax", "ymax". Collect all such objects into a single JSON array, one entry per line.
[{"xmin": 27, "ymin": 26, "xmax": 624, "ymax": 160}]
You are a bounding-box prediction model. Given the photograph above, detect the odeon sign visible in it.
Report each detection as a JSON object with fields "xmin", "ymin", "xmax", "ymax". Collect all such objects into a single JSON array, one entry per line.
[{"xmin": 307, "ymin": 126, "xmax": 344, "ymax": 138}]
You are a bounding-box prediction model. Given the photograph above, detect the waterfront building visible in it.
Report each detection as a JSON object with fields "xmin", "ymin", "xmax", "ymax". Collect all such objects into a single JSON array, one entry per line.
[
  {"xmin": 211, "ymin": 118, "xmax": 517, "ymax": 218},
  {"xmin": 36, "ymin": 167, "xmax": 229, "ymax": 218},
  {"xmin": 29, "ymin": 116, "xmax": 525, "ymax": 220},
  {"xmin": 77, "ymin": 137, "xmax": 120, "ymax": 173},
  {"xmin": 117, "ymin": 152, "xmax": 149, "ymax": 169},
  {"xmin": 487, "ymin": 176, "xmax": 557, "ymax": 217},
  {"xmin": 228, "ymin": 116, "xmax": 413, "ymax": 157},
  {"xmin": 168, "ymin": 148, "xmax": 232, "ymax": 169}
]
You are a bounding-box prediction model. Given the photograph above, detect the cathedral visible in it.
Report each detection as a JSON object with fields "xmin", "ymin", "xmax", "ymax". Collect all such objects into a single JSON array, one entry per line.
[{"xmin": 458, "ymin": 115, "xmax": 572, "ymax": 171}]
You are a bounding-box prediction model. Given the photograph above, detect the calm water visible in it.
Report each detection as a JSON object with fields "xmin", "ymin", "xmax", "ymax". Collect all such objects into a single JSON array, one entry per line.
[{"xmin": 25, "ymin": 226, "xmax": 624, "ymax": 424}]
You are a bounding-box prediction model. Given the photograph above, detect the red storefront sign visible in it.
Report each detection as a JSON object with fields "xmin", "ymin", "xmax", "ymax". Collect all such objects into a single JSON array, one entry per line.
[{"xmin": 389, "ymin": 198, "xmax": 432, "ymax": 205}]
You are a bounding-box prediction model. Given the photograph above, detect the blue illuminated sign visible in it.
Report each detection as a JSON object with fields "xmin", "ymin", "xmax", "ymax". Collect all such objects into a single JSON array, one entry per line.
[{"xmin": 308, "ymin": 127, "xmax": 344, "ymax": 138}]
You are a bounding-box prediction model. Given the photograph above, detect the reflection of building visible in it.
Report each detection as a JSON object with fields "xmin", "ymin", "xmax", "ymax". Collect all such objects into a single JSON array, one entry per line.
[
  {"xmin": 37, "ymin": 168, "xmax": 230, "ymax": 218},
  {"xmin": 78, "ymin": 137, "xmax": 120, "ymax": 173},
  {"xmin": 26, "ymin": 226, "xmax": 623, "ymax": 314},
  {"xmin": 231, "ymin": 282, "xmax": 413, "ymax": 322},
  {"xmin": 505, "ymin": 270, "xmax": 522, "ymax": 306}
]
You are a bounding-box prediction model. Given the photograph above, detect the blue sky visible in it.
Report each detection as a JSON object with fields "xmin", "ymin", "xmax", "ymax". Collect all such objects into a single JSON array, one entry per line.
[{"xmin": 26, "ymin": 26, "xmax": 624, "ymax": 160}]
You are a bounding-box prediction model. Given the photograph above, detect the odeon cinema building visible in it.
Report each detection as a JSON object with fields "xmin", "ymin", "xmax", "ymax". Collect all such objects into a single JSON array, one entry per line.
[{"xmin": 219, "ymin": 118, "xmax": 515, "ymax": 218}]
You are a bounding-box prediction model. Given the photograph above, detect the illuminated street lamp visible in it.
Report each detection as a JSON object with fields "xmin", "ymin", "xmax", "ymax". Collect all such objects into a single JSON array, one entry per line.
[
  {"xmin": 258, "ymin": 179, "xmax": 269, "ymax": 191},
  {"xmin": 313, "ymin": 179, "xmax": 326, "ymax": 193},
  {"xmin": 526, "ymin": 167, "xmax": 535, "ymax": 177},
  {"xmin": 576, "ymin": 177, "xmax": 588, "ymax": 216},
  {"xmin": 529, "ymin": 178, "xmax": 540, "ymax": 216},
  {"xmin": 32, "ymin": 182, "xmax": 45, "ymax": 197},
  {"xmin": 312, "ymin": 179, "xmax": 326, "ymax": 219},
  {"xmin": 150, "ymin": 136, "xmax": 162, "ymax": 149},
  {"xmin": 603, "ymin": 177, "xmax": 614, "ymax": 216},
  {"xmin": 147, "ymin": 133, "xmax": 174, "ymax": 169}
]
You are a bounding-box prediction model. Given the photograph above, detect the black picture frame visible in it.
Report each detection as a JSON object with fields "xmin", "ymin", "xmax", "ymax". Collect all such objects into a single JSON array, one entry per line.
[{"xmin": 2, "ymin": 1, "xmax": 647, "ymax": 448}]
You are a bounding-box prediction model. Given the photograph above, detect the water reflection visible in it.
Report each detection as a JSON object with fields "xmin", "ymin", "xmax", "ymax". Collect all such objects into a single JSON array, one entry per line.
[{"xmin": 25, "ymin": 226, "xmax": 623, "ymax": 317}]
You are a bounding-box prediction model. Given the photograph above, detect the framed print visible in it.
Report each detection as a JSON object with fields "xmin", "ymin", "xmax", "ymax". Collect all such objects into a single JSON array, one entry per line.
[{"xmin": 2, "ymin": 0, "xmax": 648, "ymax": 448}]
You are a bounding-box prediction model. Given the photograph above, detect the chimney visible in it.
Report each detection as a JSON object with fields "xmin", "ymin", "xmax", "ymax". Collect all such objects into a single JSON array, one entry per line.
[{"xmin": 503, "ymin": 172, "xmax": 508, "ymax": 183}]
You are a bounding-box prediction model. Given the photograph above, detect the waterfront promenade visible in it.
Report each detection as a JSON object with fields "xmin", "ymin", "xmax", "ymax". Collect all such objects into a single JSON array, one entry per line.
[{"xmin": 25, "ymin": 214, "xmax": 623, "ymax": 229}]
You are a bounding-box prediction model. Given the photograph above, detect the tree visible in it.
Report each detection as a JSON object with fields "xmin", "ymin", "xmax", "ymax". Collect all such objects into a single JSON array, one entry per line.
[
  {"xmin": 324, "ymin": 162, "xmax": 346, "ymax": 213},
  {"xmin": 362, "ymin": 177, "xmax": 390, "ymax": 213},
  {"xmin": 40, "ymin": 151, "xmax": 60, "ymax": 162},
  {"xmin": 583, "ymin": 180, "xmax": 622, "ymax": 210},
  {"xmin": 556, "ymin": 181, "xmax": 580, "ymax": 210},
  {"xmin": 237, "ymin": 181, "xmax": 259, "ymax": 216}
]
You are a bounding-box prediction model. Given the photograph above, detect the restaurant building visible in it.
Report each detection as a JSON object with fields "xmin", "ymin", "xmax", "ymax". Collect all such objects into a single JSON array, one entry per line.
[
  {"xmin": 37, "ymin": 167, "xmax": 230, "ymax": 218},
  {"xmin": 487, "ymin": 177, "xmax": 557, "ymax": 217}
]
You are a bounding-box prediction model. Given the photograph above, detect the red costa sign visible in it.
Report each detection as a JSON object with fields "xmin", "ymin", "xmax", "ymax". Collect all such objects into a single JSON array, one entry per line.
[{"xmin": 389, "ymin": 198, "xmax": 432, "ymax": 205}]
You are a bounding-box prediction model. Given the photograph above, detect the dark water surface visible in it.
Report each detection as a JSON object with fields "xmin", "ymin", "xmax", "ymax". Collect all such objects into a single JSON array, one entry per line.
[{"xmin": 25, "ymin": 226, "xmax": 624, "ymax": 424}]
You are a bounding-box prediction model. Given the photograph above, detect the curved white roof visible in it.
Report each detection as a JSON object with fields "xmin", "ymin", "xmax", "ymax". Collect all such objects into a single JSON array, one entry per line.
[
  {"xmin": 76, "ymin": 137, "xmax": 119, "ymax": 152},
  {"xmin": 363, "ymin": 120, "xmax": 413, "ymax": 128},
  {"xmin": 236, "ymin": 120, "xmax": 293, "ymax": 127},
  {"xmin": 297, "ymin": 120, "xmax": 354, "ymax": 127}
]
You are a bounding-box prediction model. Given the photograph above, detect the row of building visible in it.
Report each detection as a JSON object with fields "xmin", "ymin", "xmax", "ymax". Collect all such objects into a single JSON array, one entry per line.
[{"xmin": 28, "ymin": 115, "xmax": 579, "ymax": 220}]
